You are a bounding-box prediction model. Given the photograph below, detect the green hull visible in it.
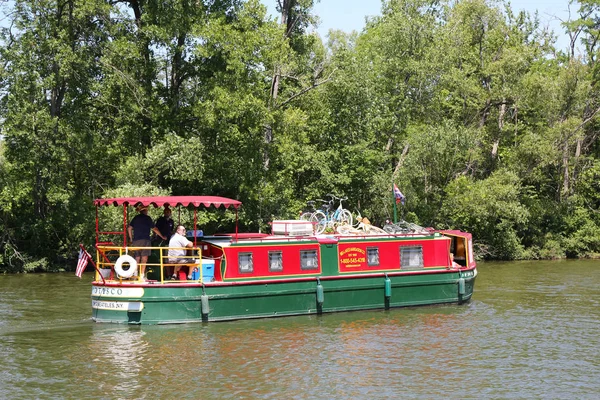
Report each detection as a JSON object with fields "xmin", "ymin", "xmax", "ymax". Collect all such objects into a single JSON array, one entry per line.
[{"xmin": 91, "ymin": 268, "xmax": 477, "ymax": 324}]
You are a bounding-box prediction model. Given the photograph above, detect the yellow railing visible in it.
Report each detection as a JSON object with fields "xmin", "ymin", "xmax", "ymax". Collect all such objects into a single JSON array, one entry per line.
[{"xmin": 94, "ymin": 245, "xmax": 204, "ymax": 283}]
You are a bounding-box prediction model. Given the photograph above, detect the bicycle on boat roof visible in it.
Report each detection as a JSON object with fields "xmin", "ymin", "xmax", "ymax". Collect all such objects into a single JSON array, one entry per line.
[
  {"xmin": 309, "ymin": 194, "xmax": 353, "ymax": 234},
  {"xmin": 299, "ymin": 201, "xmax": 318, "ymax": 221},
  {"xmin": 335, "ymin": 209, "xmax": 387, "ymax": 235}
]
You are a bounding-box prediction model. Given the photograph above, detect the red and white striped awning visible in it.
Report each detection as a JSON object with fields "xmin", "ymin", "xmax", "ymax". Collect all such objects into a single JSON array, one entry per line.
[{"xmin": 93, "ymin": 196, "xmax": 242, "ymax": 209}]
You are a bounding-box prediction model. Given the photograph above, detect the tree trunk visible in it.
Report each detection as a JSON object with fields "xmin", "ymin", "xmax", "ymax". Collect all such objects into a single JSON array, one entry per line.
[
  {"xmin": 265, "ymin": 0, "xmax": 297, "ymax": 169},
  {"xmin": 571, "ymin": 137, "xmax": 582, "ymax": 196},
  {"xmin": 128, "ymin": 0, "xmax": 153, "ymax": 151},
  {"xmin": 492, "ymin": 102, "xmax": 506, "ymax": 159},
  {"xmin": 170, "ymin": 33, "xmax": 186, "ymax": 135},
  {"xmin": 393, "ymin": 144, "xmax": 410, "ymax": 179},
  {"xmin": 270, "ymin": 0, "xmax": 294, "ymax": 104},
  {"xmin": 562, "ymin": 140, "xmax": 570, "ymax": 198},
  {"xmin": 479, "ymin": 99, "xmax": 490, "ymax": 128}
]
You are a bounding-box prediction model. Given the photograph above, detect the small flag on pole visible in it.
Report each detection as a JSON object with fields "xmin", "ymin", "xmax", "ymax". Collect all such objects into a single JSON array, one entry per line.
[
  {"xmin": 76, "ymin": 248, "xmax": 91, "ymax": 278},
  {"xmin": 393, "ymin": 184, "xmax": 405, "ymax": 205}
]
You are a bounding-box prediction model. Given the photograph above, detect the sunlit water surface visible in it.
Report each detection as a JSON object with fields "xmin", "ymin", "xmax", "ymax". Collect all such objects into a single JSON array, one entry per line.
[{"xmin": 1, "ymin": 260, "xmax": 599, "ymax": 399}]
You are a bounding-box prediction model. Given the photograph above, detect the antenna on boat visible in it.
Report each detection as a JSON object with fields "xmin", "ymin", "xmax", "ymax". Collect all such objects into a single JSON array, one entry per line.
[{"xmin": 392, "ymin": 178, "xmax": 398, "ymax": 224}]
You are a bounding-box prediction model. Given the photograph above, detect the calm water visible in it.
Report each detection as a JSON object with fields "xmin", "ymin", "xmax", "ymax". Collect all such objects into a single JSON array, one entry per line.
[{"xmin": 1, "ymin": 260, "xmax": 599, "ymax": 399}]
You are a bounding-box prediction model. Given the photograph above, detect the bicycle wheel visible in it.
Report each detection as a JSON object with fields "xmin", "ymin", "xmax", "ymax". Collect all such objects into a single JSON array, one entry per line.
[
  {"xmin": 299, "ymin": 212, "xmax": 312, "ymax": 221},
  {"xmin": 310, "ymin": 211, "xmax": 327, "ymax": 234},
  {"xmin": 335, "ymin": 209, "xmax": 353, "ymax": 226},
  {"xmin": 352, "ymin": 211, "xmax": 362, "ymax": 227}
]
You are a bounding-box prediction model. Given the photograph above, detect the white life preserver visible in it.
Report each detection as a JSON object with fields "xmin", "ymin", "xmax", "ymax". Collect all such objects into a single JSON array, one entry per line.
[{"xmin": 114, "ymin": 255, "xmax": 137, "ymax": 278}]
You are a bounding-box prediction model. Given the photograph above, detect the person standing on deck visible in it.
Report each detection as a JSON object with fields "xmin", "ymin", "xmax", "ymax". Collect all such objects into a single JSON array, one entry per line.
[
  {"xmin": 154, "ymin": 207, "xmax": 174, "ymax": 244},
  {"xmin": 128, "ymin": 205, "xmax": 166, "ymax": 280}
]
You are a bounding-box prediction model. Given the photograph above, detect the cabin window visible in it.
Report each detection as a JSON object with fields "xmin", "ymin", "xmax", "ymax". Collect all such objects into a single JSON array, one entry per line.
[
  {"xmin": 400, "ymin": 246, "xmax": 423, "ymax": 269},
  {"xmin": 367, "ymin": 247, "xmax": 379, "ymax": 266},
  {"xmin": 269, "ymin": 251, "xmax": 283, "ymax": 272},
  {"xmin": 238, "ymin": 252, "xmax": 253, "ymax": 273},
  {"xmin": 300, "ymin": 250, "xmax": 318, "ymax": 270}
]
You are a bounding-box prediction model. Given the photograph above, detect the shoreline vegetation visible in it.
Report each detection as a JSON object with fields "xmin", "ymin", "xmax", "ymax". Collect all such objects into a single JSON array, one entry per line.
[{"xmin": 2, "ymin": 0, "xmax": 600, "ymax": 273}]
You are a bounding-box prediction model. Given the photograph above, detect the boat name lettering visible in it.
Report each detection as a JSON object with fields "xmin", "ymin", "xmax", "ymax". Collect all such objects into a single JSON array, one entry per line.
[
  {"xmin": 340, "ymin": 247, "xmax": 366, "ymax": 256},
  {"xmin": 91, "ymin": 286, "xmax": 144, "ymax": 298},
  {"xmin": 92, "ymin": 287, "xmax": 123, "ymax": 296}
]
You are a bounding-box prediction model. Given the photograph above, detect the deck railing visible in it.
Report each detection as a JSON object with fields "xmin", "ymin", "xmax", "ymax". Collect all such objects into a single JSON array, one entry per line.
[{"xmin": 94, "ymin": 245, "xmax": 206, "ymax": 283}]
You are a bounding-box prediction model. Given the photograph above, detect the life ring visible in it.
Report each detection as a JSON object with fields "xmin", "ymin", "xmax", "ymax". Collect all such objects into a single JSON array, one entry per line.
[{"xmin": 114, "ymin": 255, "xmax": 137, "ymax": 278}]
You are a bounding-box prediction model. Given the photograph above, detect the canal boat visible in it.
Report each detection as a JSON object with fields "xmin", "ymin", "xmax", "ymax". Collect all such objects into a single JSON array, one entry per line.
[{"xmin": 87, "ymin": 196, "xmax": 477, "ymax": 324}]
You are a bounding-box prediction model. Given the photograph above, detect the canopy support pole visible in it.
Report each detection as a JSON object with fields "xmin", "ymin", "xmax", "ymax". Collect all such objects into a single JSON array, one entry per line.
[
  {"xmin": 95, "ymin": 207, "xmax": 99, "ymax": 245},
  {"xmin": 235, "ymin": 209, "xmax": 239, "ymax": 242},
  {"xmin": 123, "ymin": 205, "xmax": 128, "ymax": 246},
  {"xmin": 193, "ymin": 208, "xmax": 198, "ymax": 247}
]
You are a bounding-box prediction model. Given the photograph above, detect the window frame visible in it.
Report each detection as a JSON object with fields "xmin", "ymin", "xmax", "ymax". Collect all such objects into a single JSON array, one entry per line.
[
  {"xmin": 399, "ymin": 245, "xmax": 423, "ymax": 269},
  {"xmin": 300, "ymin": 249, "xmax": 319, "ymax": 270},
  {"xmin": 268, "ymin": 250, "xmax": 283, "ymax": 272},
  {"xmin": 367, "ymin": 246, "xmax": 380, "ymax": 266},
  {"xmin": 238, "ymin": 252, "xmax": 254, "ymax": 274}
]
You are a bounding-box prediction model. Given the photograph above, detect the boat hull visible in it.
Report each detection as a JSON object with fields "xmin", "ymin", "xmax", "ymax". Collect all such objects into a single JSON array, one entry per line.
[{"xmin": 91, "ymin": 268, "xmax": 476, "ymax": 324}]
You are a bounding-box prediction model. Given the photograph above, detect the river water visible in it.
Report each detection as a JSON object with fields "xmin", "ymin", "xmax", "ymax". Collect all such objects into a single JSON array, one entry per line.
[{"xmin": 0, "ymin": 260, "xmax": 598, "ymax": 399}]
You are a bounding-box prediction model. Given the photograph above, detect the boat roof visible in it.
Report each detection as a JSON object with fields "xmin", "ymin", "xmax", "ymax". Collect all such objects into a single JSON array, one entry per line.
[
  {"xmin": 439, "ymin": 229, "xmax": 472, "ymax": 239},
  {"xmin": 93, "ymin": 196, "xmax": 242, "ymax": 209}
]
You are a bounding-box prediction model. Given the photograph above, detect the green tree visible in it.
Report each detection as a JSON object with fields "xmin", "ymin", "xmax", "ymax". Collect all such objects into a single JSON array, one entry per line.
[
  {"xmin": 0, "ymin": 0, "xmax": 112, "ymax": 270},
  {"xmin": 442, "ymin": 169, "xmax": 529, "ymax": 259}
]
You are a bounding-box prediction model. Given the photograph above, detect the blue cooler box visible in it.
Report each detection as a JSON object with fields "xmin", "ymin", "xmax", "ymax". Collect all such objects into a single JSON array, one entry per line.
[
  {"xmin": 191, "ymin": 259, "xmax": 215, "ymax": 281},
  {"xmin": 186, "ymin": 230, "xmax": 203, "ymax": 238}
]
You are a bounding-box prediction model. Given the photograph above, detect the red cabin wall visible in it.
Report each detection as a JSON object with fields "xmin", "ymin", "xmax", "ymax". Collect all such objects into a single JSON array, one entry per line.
[
  {"xmin": 215, "ymin": 236, "xmax": 452, "ymax": 281},
  {"xmin": 223, "ymin": 243, "xmax": 322, "ymax": 279},
  {"xmin": 337, "ymin": 237, "xmax": 450, "ymax": 273}
]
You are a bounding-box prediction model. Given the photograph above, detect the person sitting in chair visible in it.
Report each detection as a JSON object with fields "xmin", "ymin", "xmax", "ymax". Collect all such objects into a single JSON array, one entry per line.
[{"xmin": 168, "ymin": 225, "xmax": 194, "ymax": 279}]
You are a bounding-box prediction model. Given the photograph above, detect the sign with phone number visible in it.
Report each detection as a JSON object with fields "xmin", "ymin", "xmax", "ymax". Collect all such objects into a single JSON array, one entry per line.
[{"xmin": 339, "ymin": 247, "xmax": 366, "ymax": 268}]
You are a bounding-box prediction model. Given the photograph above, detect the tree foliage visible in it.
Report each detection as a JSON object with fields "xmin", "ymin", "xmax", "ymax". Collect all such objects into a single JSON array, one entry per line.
[{"xmin": 2, "ymin": 0, "xmax": 600, "ymax": 272}]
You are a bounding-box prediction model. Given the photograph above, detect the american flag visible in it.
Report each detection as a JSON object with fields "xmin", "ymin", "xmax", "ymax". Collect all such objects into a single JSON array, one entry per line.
[
  {"xmin": 393, "ymin": 184, "xmax": 405, "ymax": 205},
  {"xmin": 75, "ymin": 248, "xmax": 91, "ymax": 278}
]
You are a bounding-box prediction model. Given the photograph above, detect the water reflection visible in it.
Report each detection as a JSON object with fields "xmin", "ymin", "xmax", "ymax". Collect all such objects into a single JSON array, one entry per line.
[
  {"xmin": 86, "ymin": 328, "xmax": 149, "ymax": 394},
  {"xmin": 1, "ymin": 262, "xmax": 599, "ymax": 399}
]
